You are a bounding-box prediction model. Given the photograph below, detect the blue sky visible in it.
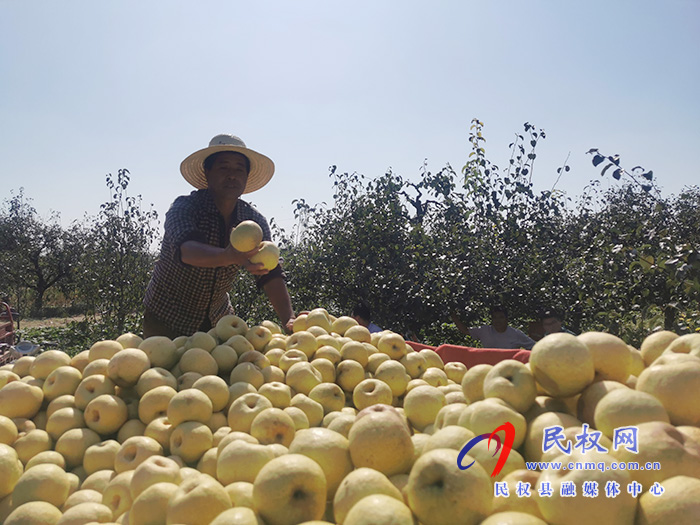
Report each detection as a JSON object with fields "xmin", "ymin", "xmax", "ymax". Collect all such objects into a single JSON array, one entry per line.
[{"xmin": 1, "ymin": 1, "xmax": 698, "ymax": 238}]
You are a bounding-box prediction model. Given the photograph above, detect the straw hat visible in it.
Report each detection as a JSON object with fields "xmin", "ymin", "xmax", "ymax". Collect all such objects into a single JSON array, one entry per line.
[{"xmin": 180, "ymin": 134, "xmax": 275, "ymax": 193}]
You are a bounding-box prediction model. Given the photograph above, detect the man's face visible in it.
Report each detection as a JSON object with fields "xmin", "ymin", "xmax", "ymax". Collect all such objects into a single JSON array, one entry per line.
[
  {"xmin": 205, "ymin": 152, "xmax": 249, "ymax": 199},
  {"xmin": 352, "ymin": 315, "xmax": 369, "ymax": 328},
  {"xmin": 491, "ymin": 311, "xmax": 508, "ymax": 332},
  {"xmin": 542, "ymin": 316, "xmax": 562, "ymax": 334}
]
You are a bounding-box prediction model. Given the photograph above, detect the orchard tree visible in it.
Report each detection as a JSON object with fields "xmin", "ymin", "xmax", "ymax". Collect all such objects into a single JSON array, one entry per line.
[
  {"xmin": 75, "ymin": 169, "xmax": 159, "ymax": 335},
  {"xmin": 0, "ymin": 189, "xmax": 78, "ymax": 315},
  {"xmin": 232, "ymin": 119, "xmax": 699, "ymax": 346}
]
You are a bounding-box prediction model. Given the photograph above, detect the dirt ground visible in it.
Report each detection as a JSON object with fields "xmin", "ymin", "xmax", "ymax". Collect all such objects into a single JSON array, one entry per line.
[{"xmin": 17, "ymin": 315, "xmax": 85, "ymax": 330}]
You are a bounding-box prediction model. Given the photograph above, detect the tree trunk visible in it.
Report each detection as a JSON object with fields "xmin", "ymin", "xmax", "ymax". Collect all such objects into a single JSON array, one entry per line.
[
  {"xmin": 664, "ymin": 305, "xmax": 676, "ymax": 331},
  {"xmin": 33, "ymin": 288, "xmax": 45, "ymax": 315}
]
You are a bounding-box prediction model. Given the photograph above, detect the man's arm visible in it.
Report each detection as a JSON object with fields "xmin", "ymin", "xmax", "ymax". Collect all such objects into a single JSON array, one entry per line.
[
  {"xmin": 263, "ymin": 276, "xmax": 296, "ymax": 333},
  {"xmin": 450, "ymin": 312, "xmax": 473, "ymax": 337},
  {"xmin": 512, "ymin": 328, "xmax": 536, "ymax": 350},
  {"xmin": 180, "ymin": 241, "xmax": 267, "ymax": 275}
]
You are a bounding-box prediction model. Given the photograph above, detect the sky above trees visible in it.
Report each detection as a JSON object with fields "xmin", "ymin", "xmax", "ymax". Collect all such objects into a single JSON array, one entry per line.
[{"xmin": 1, "ymin": 1, "xmax": 698, "ymax": 237}]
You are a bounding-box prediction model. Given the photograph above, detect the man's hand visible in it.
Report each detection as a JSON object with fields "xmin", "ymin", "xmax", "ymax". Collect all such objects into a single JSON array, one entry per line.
[
  {"xmin": 224, "ymin": 244, "xmax": 269, "ymax": 275},
  {"xmin": 284, "ymin": 316, "xmax": 296, "ymax": 334}
]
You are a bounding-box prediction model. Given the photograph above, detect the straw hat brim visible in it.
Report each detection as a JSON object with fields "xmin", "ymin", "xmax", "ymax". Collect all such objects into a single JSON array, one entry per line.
[{"xmin": 180, "ymin": 145, "xmax": 275, "ymax": 193}]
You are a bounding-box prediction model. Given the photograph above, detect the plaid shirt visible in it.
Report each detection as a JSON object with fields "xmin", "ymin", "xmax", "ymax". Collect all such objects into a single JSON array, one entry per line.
[{"xmin": 144, "ymin": 189, "xmax": 284, "ymax": 336}]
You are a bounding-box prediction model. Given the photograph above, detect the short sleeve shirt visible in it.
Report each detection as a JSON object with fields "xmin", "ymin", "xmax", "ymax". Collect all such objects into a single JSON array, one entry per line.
[
  {"xmin": 468, "ymin": 325, "xmax": 536, "ymax": 350},
  {"xmin": 144, "ymin": 189, "xmax": 284, "ymax": 336}
]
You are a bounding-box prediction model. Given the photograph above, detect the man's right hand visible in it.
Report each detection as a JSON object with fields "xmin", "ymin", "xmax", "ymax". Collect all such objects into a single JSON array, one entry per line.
[{"xmin": 225, "ymin": 244, "xmax": 268, "ymax": 275}]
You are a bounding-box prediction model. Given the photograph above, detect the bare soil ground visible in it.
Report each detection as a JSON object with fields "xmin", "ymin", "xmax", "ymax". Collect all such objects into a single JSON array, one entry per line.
[{"xmin": 18, "ymin": 315, "xmax": 85, "ymax": 330}]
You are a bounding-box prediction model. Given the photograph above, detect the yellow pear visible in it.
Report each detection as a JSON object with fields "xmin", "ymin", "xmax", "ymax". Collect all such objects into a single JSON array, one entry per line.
[
  {"xmin": 0, "ymin": 443, "xmax": 23, "ymax": 499},
  {"xmin": 24, "ymin": 449, "xmax": 66, "ymax": 471},
  {"xmin": 89, "ymin": 340, "xmax": 123, "ymax": 362},
  {"xmin": 62, "ymin": 488, "xmax": 103, "ymax": 511},
  {"xmin": 491, "ymin": 469, "xmax": 544, "ymax": 519},
  {"xmin": 29, "ymin": 350, "xmax": 71, "ymax": 380},
  {"xmin": 444, "ymin": 361, "xmax": 467, "ymax": 383},
  {"xmin": 406, "ymin": 448, "xmax": 492, "ymax": 525},
  {"xmin": 530, "ymin": 333, "xmax": 595, "ymax": 397},
  {"xmin": 167, "ymin": 388, "xmax": 213, "ymax": 427},
  {"xmin": 593, "ymin": 388, "xmax": 669, "ymax": 439},
  {"xmin": 253, "ymin": 454, "xmax": 326, "ymax": 525},
  {"xmin": 74, "ymin": 374, "xmax": 117, "ymax": 410},
  {"xmin": 81, "ymin": 358, "xmax": 109, "ymax": 377},
  {"xmin": 210, "ymin": 344, "xmax": 239, "ymax": 375},
  {"xmin": 483, "ymin": 359, "xmax": 536, "ymax": 413},
  {"xmin": 636, "ymin": 353, "xmax": 700, "ymax": 426},
  {"xmin": 4, "ymin": 501, "xmax": 63, "ymax": 524},
  {"xmin": 344, "ymin": 325, "xmax": 371, "ymax": 344},
  {"xmin": 130, "ymin": 481, "xmax": 179, "ymax": 525},
  {"xmin": 101, "ymin": 470, "xmax": 134, "ymax": 518},
  {"xmin": 13, "ymin": 428, "xmax": 52, "ymax": 465},
  {"xmin": 0, "ymin": 381, "xmax": 43, "ymax": 419},
  {"xmin": 344, "ymin": 493, "xmax": 414, "ymax": 525},
  {"xmin": 333, "ymin": 467, "xmax": 403, "ymax": 525},
  {"xmin": 348, "ymin": 404, "xmax": 413, "ymax": 477},
  {"xmin": 167, "ymin": 473, "xmax": 231, "ymax": 525},
  {"xmin": 210, "ymin": 507, "xmax": 264, "ymax": 525},
  {"xmin": 12, "ymin": 462, "xmax": 70, "ymax": 508},
  {"xmin": 421, "ymin": 424, "xmax": 475, "ymax": 454},
  {"xmin": 57, "ymin": 501, "xmax": 113, "ymax": 524},
  {"xmin": 609, "ymin": 421, "xmax": 700, "ymax": 486},
  {"xmin": 84, "ymin": 394, "xmax": 129, "ymax": 435},
  {"xmin": 216, "ymin": 315, "xmax": 249, "ymax": 341},
  {"xmin": 522, "ymin": 411, "xmax": 581, "ymax": 462},
  {"xmin": 663, "ymin": 332, "xmax": 700, "ymax": 358},
  {"xmin": 640, "ymin": 330, "xmax": 678, "ymax": 366},
  {"xmin": 636, "ymin": 475, "xmax": 700, "ymax": 524},
  {"xmin": 83, "ymin": 439, "xmax": 120, "ymax": 475},
  {"xmin": 138, "ymin": 336, "xmax": 178, "ymax": 370},
  {"xmin": 575, "ymin": 380, "xmax": 627, "ymax": 425},
  {"xmin": 170, "ymin": 421, "xmax": 213, "ymax": 464},
  {"xmin": 288, "ymin": 427, "xmax": 352, "ymax": 498},
  {"xmin": 352, "ymin": 378, "xmax": 393, "ymax": 410},
  {"xmin": 135, "ymin": 367, "xmax": 177, "ymax": 397},
  {"xmin": 249, "ymin": 241, "xmax": 280, "ymax": 271},
  {"xmin": 403, "ymin": 385, "xmax": 446, "ymax": 431},
  {"xmin": 227, "ymin": 393, "xmax": 272, "ymax": 433},
  {"xmin": 139, "ymin": 385, "xmax": 177, "ymax": 425},
  {"xmin": 535, "ymin": 451, "xmax": 636, "ymax": 525},
  {"xmin": 55, "ymin": 427, "xmax": 102, "ymax": 469},
  {"xmin": 42, "ymin": 365, "xmax": 82, "ymax": 402},
  {"xmin": 578, "ymin": 331, "xmax": 632, "ymax": 382},
  {"xmin": 223, "ymin": 480, "xmax": 254, "ymax": 508},
  {"xmin": 331, "ymin": 316, "xmax": 359, "ymax": 336},
  {"xmin": 229, "ymin": 362, "xmax": 265, "ymax": 389},
  {"xmin": 230, "ymin": 219, "xmax": 263, "ymax": 252},
  {"xmin": 217, "ymin": 439, "xmax": 275, "ymax": 485},
  {"xmin": 460, "ymin": 363, "xmax": 492, "ymax": 403},
  {"xmin": 113, "ymin": 435, "xmax": 163, "ymax": 474},
  {"xmin": 434, "ymin": 403, "xmax": 467, "ymax": 429},
  {"xmin": 250, "ymin": 407, "xmax": 296, "ymax": 447}
]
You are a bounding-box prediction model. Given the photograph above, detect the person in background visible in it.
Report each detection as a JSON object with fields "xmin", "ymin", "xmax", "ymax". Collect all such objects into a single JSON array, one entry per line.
[
  {"xmin": 527, "ymin": 319, "xmax": 545, "ymax": 342},
  {"xmin": 351, "ymin": 302, "xmax": 383, "ymax": 333},
  {"xmin": 540, "ymin": 309, "xmax": 576, "ymax": 336},
  {"xmin": 452, "ymin": 305, "xmax": 536, "ymax": 350}
]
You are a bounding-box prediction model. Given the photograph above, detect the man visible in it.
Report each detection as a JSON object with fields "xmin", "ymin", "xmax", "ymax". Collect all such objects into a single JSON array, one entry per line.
[
  {"xmin": 143, "ymin": 134, "xmax": 295, "ymax": 338},
  {"xmin": 540, "ymin": 309, "xmax": 576, "ymax": 336},
  {"xmin": 351, "ymin": 302, "xmax": 382, "ymax": 333},
  {"xmin": 452, "ymin": 306, "xmax": 536, "ymax": 350}
]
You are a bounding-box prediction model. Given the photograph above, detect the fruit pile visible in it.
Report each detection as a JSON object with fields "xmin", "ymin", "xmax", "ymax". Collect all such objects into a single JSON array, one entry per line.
[{"xmin": 0, "ymin": 308, "xmax": 699, "ymax": 524}]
